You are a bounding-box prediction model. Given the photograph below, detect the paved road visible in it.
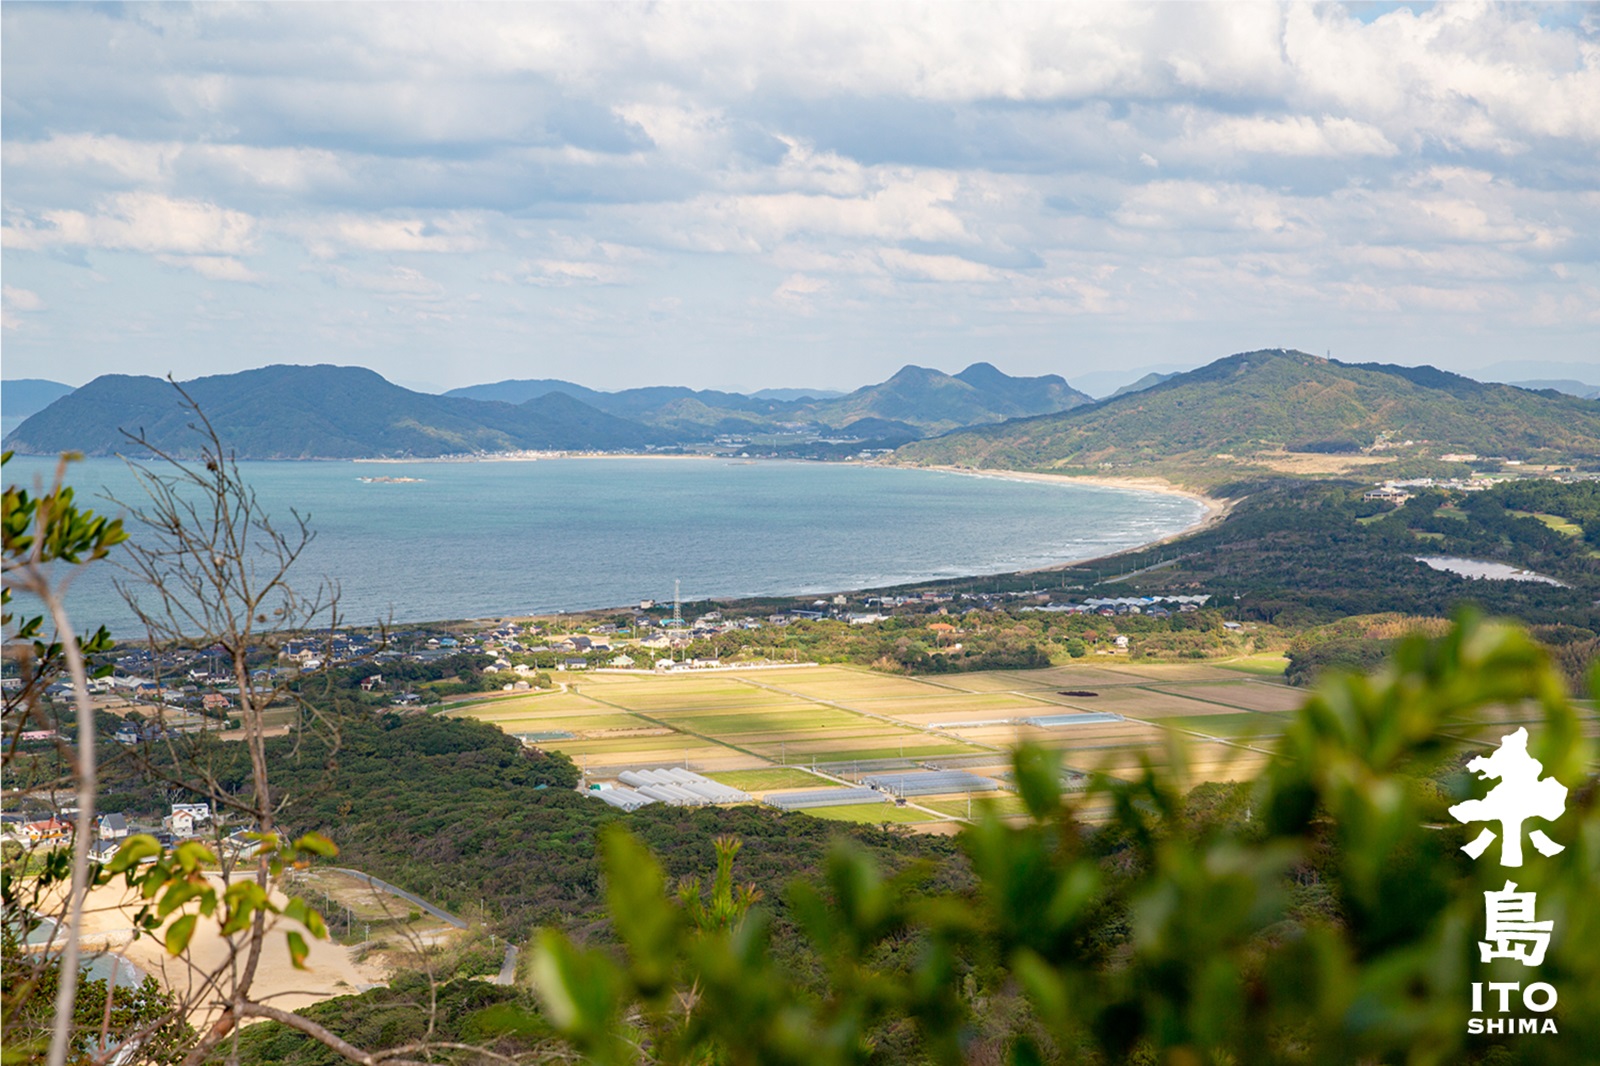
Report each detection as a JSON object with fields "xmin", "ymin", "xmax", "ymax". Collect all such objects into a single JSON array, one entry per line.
[
  {"xmin": 494, "ymin": 945, "xmax": 519, "ymax": 985},
  {"xmin": 326, "ymin": 867, "xmax": 467, "ymax": 929}
]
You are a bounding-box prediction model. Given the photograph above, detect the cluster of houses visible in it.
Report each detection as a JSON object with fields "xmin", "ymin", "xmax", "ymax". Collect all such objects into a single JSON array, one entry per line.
[
  {"xmin": 1363, "ymin": 476, "xmax": 1496, "ymax": 505},
  {"xmin": 1021, "ymin": 594, "xmax": 1212, "ymax": 617},
  {"xmin": 3, "ymin": 801, "xmax": 224, "ymax": 862}
]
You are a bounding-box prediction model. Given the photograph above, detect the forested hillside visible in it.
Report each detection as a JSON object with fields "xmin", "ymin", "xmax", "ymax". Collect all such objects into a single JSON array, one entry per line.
[
  {"xmin": 3, "ymin": 366, "xmax": 671, "ymax": 459},
  {"xmin": 446, "ymin": 362, "xmax": 1092, "ymax": 439},
  {"xmin": 899, "ymin": 349, "xmax": 1600, "ymax": 485},
  {"xmin": 171, "ymin": 713, "xmax": 966, "ymax": 938}
]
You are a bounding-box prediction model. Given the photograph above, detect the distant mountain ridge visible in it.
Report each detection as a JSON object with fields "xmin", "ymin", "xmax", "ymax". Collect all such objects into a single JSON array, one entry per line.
[
  {"xmin": 1106, "ymin": 371, "xmax": 1178, "ymax": 399},
  {"xmin": 15, "ymin": 353, "xmax": 1590, "ymax": 470},
  {"xmin": 3, "ymin": 365, "xmax": 671, "ymax": 459},
  {"xmin": 4, "ymin": 361, "xmax": 1091, "ymax": 460},
  {"xmin": 1509, "ymin": 379, "xmax": 1600, "ymax": 400},
  {"xmin": 2, "ymin": 378, "xmax": 74, "ymax": 418},
  {"xmin": 898, "ymin": 349, "xmax": 1600, "ymax": 483},
  {"xmin": 445, "ymin": 362, "xmax": 1092, "ymax": 438}
]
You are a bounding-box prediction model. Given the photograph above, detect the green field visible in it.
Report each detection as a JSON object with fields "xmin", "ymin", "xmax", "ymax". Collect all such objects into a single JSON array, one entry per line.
[
  {"xmin": 798, "ymin": 803, "xmax": 939, "ymax": 824},
  {"xmin": 1214, "ymin": 655, "xmax": 1289, "ymax": 677},
  {"xmin": 706, "ymin": 768, "xmax": 837, "ymax": 791},
  {"xmin": 1510, "ymin": 510, "xmax": 1583, "ymax": 537}
]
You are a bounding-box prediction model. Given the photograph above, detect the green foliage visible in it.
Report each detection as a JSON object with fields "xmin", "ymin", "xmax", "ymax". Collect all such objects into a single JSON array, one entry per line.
[
  {"xmin": 224, "ymin": 977, "xmax": 552, "ymax": 1065},
  {"xmin": 530, "ymin": 615, "xmax": 1600, "ymax": 1064},
  {"xmin": 2, "ymin": 450, "xmax": 127, "ymax": 697},
  {"xmin": 1055, "ymin": 480, "xmax": 1600, "ymax": 641},
  {"xmin": 0, "ymin": 949, "xmax": 193, "ymax": 1066}
]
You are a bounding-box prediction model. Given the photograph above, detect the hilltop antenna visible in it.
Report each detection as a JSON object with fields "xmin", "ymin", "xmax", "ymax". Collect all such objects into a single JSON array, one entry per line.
[{"xmin": 671, "ymin": 579, "xmax": 684, "ymax": 629}]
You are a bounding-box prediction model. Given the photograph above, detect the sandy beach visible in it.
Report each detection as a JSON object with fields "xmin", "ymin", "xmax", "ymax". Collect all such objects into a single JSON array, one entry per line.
[
  {"xmin": 37, "ymin": 876, "xmax": 384, "ymax": 1025},
  {"xmin": 914, "ymin": 464, "xmax": 1231, "ymax": 549}
]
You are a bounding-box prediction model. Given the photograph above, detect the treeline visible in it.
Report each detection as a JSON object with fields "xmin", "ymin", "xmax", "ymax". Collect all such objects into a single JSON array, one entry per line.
[
  {"xmin": 300, "ymin": 651, "xmax": 510, "ymax": 705},
  {"xmin": 673, "ymin": 607, "xmax": 1255, "ymax": 673}
]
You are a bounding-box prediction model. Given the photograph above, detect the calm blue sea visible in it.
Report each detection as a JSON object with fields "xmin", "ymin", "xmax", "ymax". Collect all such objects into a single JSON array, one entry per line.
[{"xmin": 4, "ymin": 456, "xmax": 1202, "ymax": 635}]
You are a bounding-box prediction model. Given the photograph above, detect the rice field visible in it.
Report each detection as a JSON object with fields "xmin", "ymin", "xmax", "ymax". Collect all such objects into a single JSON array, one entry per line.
[{"xmin": 447, "ymin": 662, "xmax": 1348, "ymax": 819}]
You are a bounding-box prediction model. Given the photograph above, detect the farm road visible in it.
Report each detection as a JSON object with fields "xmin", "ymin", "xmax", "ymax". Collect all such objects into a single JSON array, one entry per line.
[{"xmin": 326, "ymin": 868, "xmax": 467, "ymax": 929}]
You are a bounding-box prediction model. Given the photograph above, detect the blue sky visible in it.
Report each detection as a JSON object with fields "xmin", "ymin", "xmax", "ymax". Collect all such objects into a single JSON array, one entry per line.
[{"xmin": 2, "ymin": 2, "xmax": 1596, "ymax": 394}]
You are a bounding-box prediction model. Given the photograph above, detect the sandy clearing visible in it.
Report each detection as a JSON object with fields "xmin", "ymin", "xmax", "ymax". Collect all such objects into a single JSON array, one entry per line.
[{"xmin": 38, "ymin": 877, "xmax": 384, "ymax": 1026}]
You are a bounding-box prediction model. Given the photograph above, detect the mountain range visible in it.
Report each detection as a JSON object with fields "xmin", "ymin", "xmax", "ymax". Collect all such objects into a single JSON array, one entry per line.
[
  {"xmin": 898, "ymin": 349, "xmax": 1600, "ymax": 484},
  {"xmin": 7, "ymin": 352, "xmax": 1598, "ymax": 475},
  {"xmin": 443, "ymin": 363, "xmax": 1090, "ymax": 439},
  {"xmin": 3, "ymin": 362, "xmax": 1088, "ymax": 460},
  {"xmin": 3, "ymin": 366, "xmax": 670, "ymax": 459},
  {"xmin": 1, "ymin": 378, "xmax": 75, "ymax": 418}
]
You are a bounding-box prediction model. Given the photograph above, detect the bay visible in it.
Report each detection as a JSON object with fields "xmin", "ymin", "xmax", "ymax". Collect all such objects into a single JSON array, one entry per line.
[{"xmin": 4, "ymin": 456, "xmax": 1203, "ymax": 636}]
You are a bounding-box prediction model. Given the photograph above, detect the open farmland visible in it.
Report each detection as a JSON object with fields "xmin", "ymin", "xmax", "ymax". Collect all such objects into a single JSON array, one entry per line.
[
  {"xmin": 449, "ymin": 664, "xmax": 1600, "ymax": 819},
  {"xmin": 445, "ymin": 661, "xmax": 1329, "ymax": 818}
]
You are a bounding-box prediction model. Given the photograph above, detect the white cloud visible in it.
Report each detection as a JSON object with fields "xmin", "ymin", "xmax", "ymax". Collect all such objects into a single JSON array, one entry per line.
[
  {"xmin": 2, "ymin": 285, "xmax": 46, "ymax": 330},
  {"xmin": 291, "ymin": 214, "xmax": 485, "ymax": 257},
  {"xmin": 669, "ymin": 171, "xmax": 972, "ymax": 253},
  {"xmin": 2, "ymin": 133, "xmax": 179, "ymax": 184},
  {"xmin": 877, "ymin": 249, "xmax": 998, "ymax": 283},
  {"xmin": 157, "ymin": 255, "xmax": 262, "ymax": 282},
  {"xmin": 1, "ymin": 1, "xmax": 1595, "ymax": 385},
  {"xmin": 2, "ymin": 192, "xmax": 256, "ymax": 255},
  {"xmin": 1177, "ymin": 113, "xmax": 1398, "ymax": 159}
]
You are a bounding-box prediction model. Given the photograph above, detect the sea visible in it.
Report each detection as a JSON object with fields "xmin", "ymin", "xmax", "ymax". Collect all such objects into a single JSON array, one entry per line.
[{"xmin": 4, "ymin": 455, "xmax": 1203, "ymax": 636}]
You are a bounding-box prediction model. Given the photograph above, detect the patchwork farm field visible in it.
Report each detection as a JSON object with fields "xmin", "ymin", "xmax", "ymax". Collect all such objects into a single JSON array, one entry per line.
[{"xmin": 448, "ymin": 661, "xmax": 1577, "ymax": 820}]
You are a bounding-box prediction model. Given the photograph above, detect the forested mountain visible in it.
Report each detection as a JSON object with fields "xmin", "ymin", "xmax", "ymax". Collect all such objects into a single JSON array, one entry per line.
[
  {"xmin": 3, "ymin": 365, "xmax": 671, "ymax": 459},
  {"xmin": 445, "ymin": 362, "xmax": 1092, "ymax": 438},
  {"xmin": 1106, "ymin": 371, "xmax": 1178, "ymax": 399},
  {"xmin": 819, "ymin": 362, "xmax": 1091, "ymax": 433},
  {"xmin": 899, "ymin": 349, "xmax": 1600, "ymax": 482},
  {"xmin": 3, "ymin": 360, "xmax": 1092, "ymax": 459},
  {"xmin": 1509, "ymin": 379, "xmax": 1600, "ymax": 400},
  {"xmin": 0, "ymin": 378, "xmax": 74, "ymax": 417}
]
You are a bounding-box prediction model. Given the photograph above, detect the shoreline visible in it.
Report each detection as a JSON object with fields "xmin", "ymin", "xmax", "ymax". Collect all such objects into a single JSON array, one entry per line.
[{"xmin": 911, "ymin": 464, "xmax": 1231, "ymax": 567}]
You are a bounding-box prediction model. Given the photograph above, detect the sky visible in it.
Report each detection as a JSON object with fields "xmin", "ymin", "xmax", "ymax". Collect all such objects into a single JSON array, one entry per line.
[{"xmin": 2, "ymin": 2, "xmax": 1597, "ymax": 396}]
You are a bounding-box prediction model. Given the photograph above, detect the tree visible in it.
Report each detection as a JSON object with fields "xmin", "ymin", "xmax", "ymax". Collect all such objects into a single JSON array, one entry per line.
[{"xmin": 3, "ymin": 397, "xmax": 348, "ymax": 1066}]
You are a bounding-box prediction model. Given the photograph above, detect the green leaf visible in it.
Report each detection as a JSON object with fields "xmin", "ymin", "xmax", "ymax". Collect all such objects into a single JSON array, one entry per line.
[
  {"xmin": 165, "ymin": 914, "xmax": 198, "ymax": 956},
  {"xmin": 291, "ymin": 831, "xmax": 338, "ymax": 859},
  {"xmin": 106, "ymin": 835, "xmax": 162, "ymax": 874},
  {"xmin": 1013, "ymin": 743, "xmax": 1062, "ymax": 819},
  {"xmin": 173, "ymin": 841, "xmax": 216, "ymax": 873},
  {"xmin": 286, "ymin": 930, "xmax": 310, "ymax": 970},
  {"xmin": 156, "ymin": 880, "xmax": 206, "ymax": 919},
  {"xmin": 220, "ymin": 881, "xmax": 268, "ymax": 936},
  {"xmin": 284, "ymin": 896, "xmax": 329, "ymax": 937}
]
